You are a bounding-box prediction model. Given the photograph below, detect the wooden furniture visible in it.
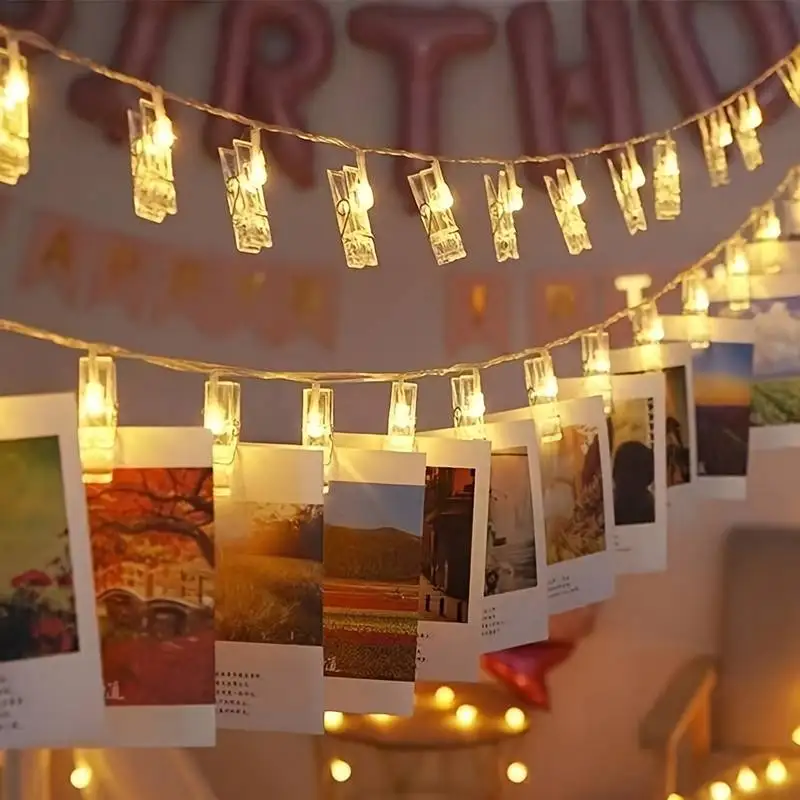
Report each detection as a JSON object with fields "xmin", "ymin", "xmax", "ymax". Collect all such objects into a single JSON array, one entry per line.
[{"xmin": 640, "ymin": 527, "xmax": 800, "ymax": 797}]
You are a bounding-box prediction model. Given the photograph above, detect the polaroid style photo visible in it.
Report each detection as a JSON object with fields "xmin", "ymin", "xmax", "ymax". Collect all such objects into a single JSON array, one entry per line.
[
  {"xmin": 559, "ymin": 374, "xmax": 668, "ymax": 574},
  {"xmin": 215, "ymin": 444, "xmax": 324, "ymax": 734},
  {"xmin": 83, "ymin": 427, "xmax": 216, "ymax": 748},
  {"xmin": 335, "ymin": 433, "xmax": 489, "ymax": 683},
  {"xmin": 611, "ymin": 342, "xmax": 698, "ymax": 494},
  {"xmin": 662, "ymin": 315, "xmax": 755, "ymax": 500},
  {"xmin": 488, "ymin": 399, "xmax": 615, "ymax": 616},
  {"xmin": 421, "ymin": 420, "xmax": 549, "ymax": 652},
  {"xmin": 323, "ymin": 446, "xmax": 426, "ymax": 716},
  {"xmin": 0, "ymin": 393, "xmax": 106, "ymax": 748},
  {"xmin": 709, "ymin": 273, "xmax": 800, "ymax": 450}
]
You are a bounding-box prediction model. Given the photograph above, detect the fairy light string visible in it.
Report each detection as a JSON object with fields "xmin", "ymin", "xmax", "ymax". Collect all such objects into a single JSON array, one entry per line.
[
  {"xmin": 1, "ymin": 22, "xmax": 797, "ymax": 166},
  {"xmin": 2, "ymin": 164, "xmax": 796, "ymax": 384}
]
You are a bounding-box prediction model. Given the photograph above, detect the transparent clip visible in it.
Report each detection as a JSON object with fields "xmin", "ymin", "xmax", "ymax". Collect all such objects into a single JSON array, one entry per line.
[
  {"xmin": 408, "ymin": 160, "xmax": 466, "ymax": 266},
  {"xmin": 754, "ymin": 201, "xmax": 781, "ymax": 241},
  {"xmin": 581, "ymin": 331, "xmax": 612, "ymax": 415},
  {"xmin": 0, "ymin": 36, "xmax": 29, "ymax": 186},
  {"xmin": 524, "ymin": 351, "xmax": 562, "ymax": 443},
  {"xmin": 698, "ymin": 110, "xmax": 731, "ymax": 188},
  {"xmin": 681, "ymin": 268, "xmax": 711, "ymax": 350},
  {"xmin": 328, "ymin": 150, "xmax": 378, "ymax": 270},
  {"xmin": 631, "ymin": 300, "xmax": 665, "ymax": 347},
  {"xmin": 387, "ymin": 380, "xmax": 418, "ymax": 452},
  {"xmin": 484, "ymin": 161, "xmax": 522, "ymax": 262},
  {"xmin": 779, "ymin": 51, "xmax": 800, "ymax": 106},
  {"xmin": 544, "ymin": 160, "xmax": 591, "ymax": 255},
  {"xmin": 219, "ymin": 128, "xmax": 272, "ymax": 255},
  {"xmin": 653, "ymin": 136, "xmax": 680, "ymax": 221},
  {"xmin": 727, "ymin": 90, "xmax": 763, "ymax": 172},
  {"xmin": 608, "ymin": 145, "xmax": 647, "ymax": 235},
  {"xmin": 451, "ymin": 369, "xmax": 485, "ymax": 440},
  {"xmin": 725, "ymin": 237, "xmax": 751, "ymax": 312},
  {"xmin": 128, "ymin": 90, "xmax": 177, "ymax": 223},
  {"xmin": 78, "ymin": 348, "xmax": 118, "ymax": 484},
  {"xmin": 303, "ymin": 383, "xmax": 334, "ymax": 489},
  {"xmin": 203, "ymin": 374, "xmax": 241, "ymax": 497}
]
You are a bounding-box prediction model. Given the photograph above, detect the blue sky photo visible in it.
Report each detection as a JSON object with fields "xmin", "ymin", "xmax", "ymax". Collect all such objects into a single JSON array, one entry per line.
[
  {"xmin": 693, "ymin": 341, "xmax": 754, "ymax": 379},
  {"xmin": 325, "ymin": 481, "xmax": 424, "ymax": 536}
]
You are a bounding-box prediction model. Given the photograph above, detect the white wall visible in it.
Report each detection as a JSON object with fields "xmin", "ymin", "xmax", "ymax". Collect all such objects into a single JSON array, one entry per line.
[{"xmin": 14, "ymin": 3, "xmax": 800, "ymax": 800}]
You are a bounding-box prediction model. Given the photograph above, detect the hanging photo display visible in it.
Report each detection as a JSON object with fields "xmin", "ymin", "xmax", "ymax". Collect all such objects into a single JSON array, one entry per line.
[
  {"xmin": 662, "ymin": 316, "xmax": 756, "ymax": 500},
  {"xmin": 487, "ymin": 400, "xmax": 615, "ymax": 616},
  {"xmin": 611, "ymin": 342, "xmax": 698, "ymax": 495},
  {"xmin": 710, "ymin": 272, "xmax": 800, "ymax": 451},
  {"xmin": 85, "ymin": 427, "xmax": 216, "ymax": 748},
  {"xmin": 335, "ymin": 432, "xmax": 490, "ymax": 683},
  {"xmin": 215, "ymin": 444, "xmax": 325, "ymax": 735},
  {"xmin": 559, "ymin": 373, "xmax": 668, "ymax": 575},
  {"xmin": 322, "ymin": 446, "xmax": 426, "ymax": 716},
  {"xmin": 0, "ymin": 393, "xmax": 106, "ymax": 749}
]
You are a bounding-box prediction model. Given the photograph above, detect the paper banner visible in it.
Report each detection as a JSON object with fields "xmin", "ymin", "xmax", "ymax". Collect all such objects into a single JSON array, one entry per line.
[
  {"xmin": 444, "ymin": 274, "xmax": 510, "ymax": 356},
  {"xmin": 529, "ymin": 272, "xmax": 601, "ymax": 346},
  {"xmin": 16, "ymin": 211, "xmax": 339, "ymax": 348}
]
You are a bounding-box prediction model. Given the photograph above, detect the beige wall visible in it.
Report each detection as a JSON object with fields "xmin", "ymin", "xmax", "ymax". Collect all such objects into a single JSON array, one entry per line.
[{"xmin": 10, "ymin": 2, "xmax": 800, "ymax": 799}]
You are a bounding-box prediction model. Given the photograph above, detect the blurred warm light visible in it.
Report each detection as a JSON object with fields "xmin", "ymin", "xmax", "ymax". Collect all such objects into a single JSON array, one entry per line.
[
  {"xmin": 330, "ymin": 759, "xmax": 352, "ymax": 783},
  {"xmin": 666, "ymin": 794, "xmax": 684, "ymax": 800},
  {"xmin": 504, "ymin": 707, "xmax": 526, "ymax": 731},
  {"xmin": 792, "ymin": 726, "xmax": 800, "ymax": 746},
  {"xmin": 506, "ymin": 762, "xmax": 528, "ymax": 784},
  {"xmin": 368, "ymin": 714, "xmax": 393, "ymax": 725},
  {"xmin": 324, "ymin": 711, "xmax": 344, "ymax": 732},
  {"xmin": 709, "ymin": 781, "xmax": 731, "ymax": 800},
  {"xmin": 455, "ymin": 704, "xmax": 478, "ymax": 729},
  {"xmin": 766, "ymin": 758, "xmax": 788, "ymax": 785},
  {"xmin": 736, "ymin": 767, "xmax": 759, "ymax": 792},
  {"xmin": 434, "ymin": 685, "xmax": 455, "ymax": 709},
  {"xmin": 70, "ymin": 766, "xmax": 92, "ymax": 790}
]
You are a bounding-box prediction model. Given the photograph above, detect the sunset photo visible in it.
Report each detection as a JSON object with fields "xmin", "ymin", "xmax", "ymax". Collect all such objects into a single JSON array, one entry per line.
[
  {"xmin": 323, "ymin": 480, "xmax": 423, "ymax": 683},
  {"xmin": 693, "ymin": 342, "xmax": 754, "ymax": 477}
]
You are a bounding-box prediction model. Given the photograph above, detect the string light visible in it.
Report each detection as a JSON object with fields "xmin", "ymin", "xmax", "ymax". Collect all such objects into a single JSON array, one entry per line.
[
  {"xmin": 323, "ymin": 711, "xmax": 344, "ymax": 732},
  {"xmin": 503, "ymin": 707, "xmax": 527, "ymax": 732},
  {"xmin": 387, "ymin": 380, "xmax": 417, "ymax": 451},
  {"xmin": 329, "ymin": 759, "xmax": 352, "ymax": 783},
  {"xmin": 545, "ymin": 160, "xmax": 591, "ymax": 255},
  {"xmin": 0, "ymin": 34, "xmax": 29, "ymax": 185},
  {"xmin": 724, "ymin": 237, "xmax": 751, "ymax": 312},
  {"xmin": 506, "ymin": 762, "xmax": 528, "ymax": 784},
  {"xmin": 69, "ymin": 765, "xmax": 92, "ymax": 790},
  {"xmin": 581, "ymin": 331, "xmax": 612, "ymax": 415},
  {"xmin": 433, "ymin": 686, "xmax": 455, "ymax": 709},
  {"xmin": 368, "ymin": 714, "xmax": 394, "ymax": 725},
  {"xmin": 681, "ymin": 268, "xmax": 711, "ymax": 350},
  {"xmin": 451, "ymin": 369, "xmax": 486, "ymax": 440},
  {"xmin": 735, "ymin": 766, "xmax": 759, "ymax": 792},
  {"xmin": 699, "ymin": 109, "xmax": 731, "ymax": 188},
  {"xmin": 765, "ymin": 758, "xmax": 788, "ymax": 785},
  {"xmin": 485, "ymin": 161, "xmax": 523, "ymax": 261},
  {"xmin": 219, "ymin": 127, "xmax": 272, "ymax": 254},
  {"xmin": 203, "ymin": 374, "xmax": 241, "ymax": 497},
  {"xmin": 709, "ymin": 781, "xmax": 732, "ymax": 800},
  {"xmin": 454, "ymin": 704, "xmax": 478, "ymax": 729},
  {"xmin": 127, "ymin": 90, "xmax": 177, "ymax": 224},
  {"xmin": 408, "ymin": 159, "xmax": 465, "ymax": 266},
  {"xmin": 78, "ymin": 347, "xmax": 118, "ymax": 484},
  {"xmin": 328, "ymin": 149, "xmax": 377, "ymax": 270},
  {"xmin": 727, "ymin": 89, "xmax": 764, "ymax": 172},
  {"xmin": 524, "ymin": 351, "xmax": 562, "ymax": 443},
  {"xmin": 653, "ymin": 135, "xmax": 681, "ymax": 221}
]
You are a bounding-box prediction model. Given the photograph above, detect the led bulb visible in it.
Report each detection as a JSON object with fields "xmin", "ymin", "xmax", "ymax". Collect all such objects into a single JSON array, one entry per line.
[
  {"xmin": 151, "ymin": 114, "xmax": 175, "ymax": 151},
  {"xmin": 504, "ymin": 707, "xmax": 526, "ymax": 731},
  {"xmin": 353, "ymin": 178, "xmax": 374, "ymax": 212},
  {"xmin": 323, "ymin": 711, "xmax": 344, "ymax": 731},
  {"xmin": 434, "ymin": 686, "xmax": 455, "ymax": 709},
  {"xmin": 455, "ymin": 704, "xmax": 478, "ymax": 729},
  {"xmin": 506, "ymin": 762, "xmax": 528, "ymax": 784},
  {"xmin": 70, "ymin": 766, "xmax": 92, "ymax": 790},
  {"xmin": 430, "ymin": 182, "xmax": 454, "ymax": 213},
  {"xmin": 630, "ymin": 160, "xmax": 646, "ymax": 189},
  {"xmin": 3, "ymin": 67, "xmax": 28, "ymax": 107},
  {"xmin": 329, "ymin": 759, "xmax": 351, "ymax": 783},
  {"xmin": 83, "ymin": 381, "xmax": 107, "ymax": 420},
  {"xmin": 717, "ymin": 120, "xmax": 733, "ymax": 148},
  {"xmin": 766, "ymin": 758, "xmax": 788, "ymax": 785},
  {"xmin": 709, "ymin": 781, "xmax": 731, "ymax": 800},
  {"xmin": 792, "ymin": 725, "xmax": 800, "ymax": 746},
  {"xmin": 368, "ymin": 714, "xmax": 393, "ymax": 725},
  {"xmin": 246, "ymin": 149, "xmax": 268, "ymax": 188},
  {"xmin": 387, "ymin": 380, "xmax": 417, "ymax": 450},
  {"xmin": 736, "ymin": 766, "xmax": 759, "ymax": 792}
]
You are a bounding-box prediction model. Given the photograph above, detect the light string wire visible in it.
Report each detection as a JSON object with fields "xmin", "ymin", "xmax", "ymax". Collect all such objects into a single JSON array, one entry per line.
[
  {"xmin": 2, "ymin": 164, "xmax": 796, "ymax": 384},
  {"xmin": 1, "ymin": 23, "xmax": 798, "ymax": 165}
]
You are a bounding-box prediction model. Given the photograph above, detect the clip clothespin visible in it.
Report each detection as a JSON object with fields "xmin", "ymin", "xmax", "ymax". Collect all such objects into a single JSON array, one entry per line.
[
  {"xmin": 203, "ymin": 374, "xmax": 241, "ymax": 497},
  {"xmin": 524, "ymin": 351, "xmax": 562, "ymax": 443},
  {"xmin": 484, "ymin": 162, "xmax": 523, "ymax": 262},
  {"xmin": 451, "ymin": 369, "xmax": 485, "ymax": 440},
  {"xmin": 78, "ymin": 347, "xmax": 118, "ymax": 484},
  {"xmin": 387, "ymin": 380, "xmax": 418, "ymax": 452},
  {"xmin": 303, "ymin": 383, "xmax": 334, "ymax": 490}
]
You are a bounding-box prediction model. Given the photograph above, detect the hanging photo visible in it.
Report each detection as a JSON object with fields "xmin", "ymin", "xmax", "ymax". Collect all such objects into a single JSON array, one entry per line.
[
  {"xmin": 336, "ymin": 433, "xmax": 489, "ymax": 683},
  {"xmin": 0, "ymin": 393, "xmax": 105, "ymax": 748},
  {"xmin": 85, "ymin": 427, "xmax": 216, "ymax": 747},
  {"xmin": 323, "ymin": 446, "xmax": 426, "ymax": 716},
  {"xmin": 215, "ymin": 444, "xmax": 324, "ymax": 734},
  {"xmin": 710, "ymin": 273, "xmax": 800, "ymax": 450},
  {"xmin": 662, "ymin": 316, "xmax": 755, "ymax": 500},
  {"xmin": 559, "ymin": 373, "xmax": 668, "ymax": 574},
  {"xmin": 611, "ymin": 342, "xmax": 698, "ymax": 493}
]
